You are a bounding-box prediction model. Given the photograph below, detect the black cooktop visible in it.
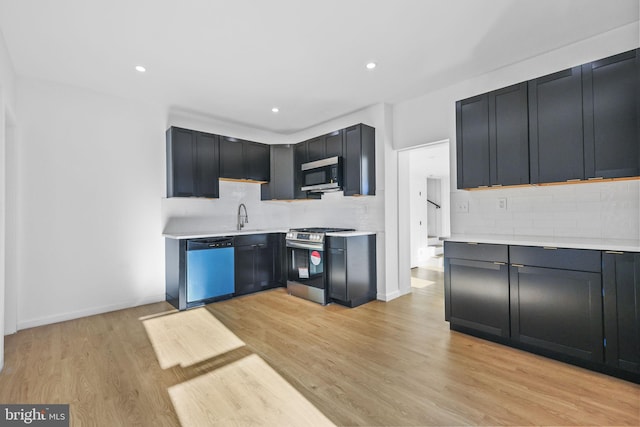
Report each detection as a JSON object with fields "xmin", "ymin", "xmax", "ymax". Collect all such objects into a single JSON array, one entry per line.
[{"xmin": 291, "ymin": 227, "xmax": 355, "ymax": 233}]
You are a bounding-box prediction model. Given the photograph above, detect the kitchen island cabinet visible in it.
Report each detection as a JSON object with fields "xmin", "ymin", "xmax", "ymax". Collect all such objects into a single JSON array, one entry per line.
[{"xmin": 603, "ymin": 251, "xmax": 640, "ymax": 374}]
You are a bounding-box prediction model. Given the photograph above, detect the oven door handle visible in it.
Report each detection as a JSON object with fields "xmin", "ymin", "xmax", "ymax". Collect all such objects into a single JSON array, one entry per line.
[{"xmin": 286, "ymin": 241, "xmax": 324, "ymax": 251}]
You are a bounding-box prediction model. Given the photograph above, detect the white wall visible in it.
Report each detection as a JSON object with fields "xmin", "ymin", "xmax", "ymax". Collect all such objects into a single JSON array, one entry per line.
[
  {"xmin": 15, "ymin": 77, "xmax": 167, "ymax": 329},
  {"xmin": 0, "ymin": 27, "xmax": 16, "ymax": 372},
  {"xmin": 393, "ymin": 22, "xmax": 640, "ymax": 241}
]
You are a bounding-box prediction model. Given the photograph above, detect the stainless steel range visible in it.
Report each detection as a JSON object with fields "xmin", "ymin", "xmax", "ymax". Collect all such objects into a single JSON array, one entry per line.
[{"xmin": 285, "ymin": 227, "xmax": 354, "ymax": 304}]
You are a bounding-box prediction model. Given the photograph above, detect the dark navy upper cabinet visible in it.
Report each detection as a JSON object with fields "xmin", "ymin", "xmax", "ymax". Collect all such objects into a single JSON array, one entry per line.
[
  {"xmin": 219, "ymin": 137, "xmax": 270, "ymax": 182},
  {"xmin": 261, "ymin": 145, "xmax": 295, "ymax": 200},
  {"xmin": 166, "ymin": 127, "xmax": 219, "ymax": 198},
  {"xmin": 529, "ymin": 66, "xmax": 585, "ymax": 184},
  {"xmin": 219, "ymin": 137, "xmax": 244, "ymax": 179},
  {"xmin": 456, "ymin": 83, "xmax": 529, "ymax": 189},
  {"xmin": 456, "ymin": 94, "xmax": 490, "ymax": 189},
  {"xmin": 583, "ymin": 49, "xmax": 640, "ymax": 179},
  {"xmin": 307, "ymin": 130, "xmax": 344, "ymax": 163},
  {"xmin": 603, "ymin": 251, "xmax": 640, "ymax": 374},
  {"xmin": 490, "ymin": 83, "xmax": 529, "ymax": 186},
  {"xmin": 344, "ymin": 124, "xmax": 376, "ymax": 196},
  {"xmin": 293, "ymin": 141, "xmax": 309, "ymax": 199}
]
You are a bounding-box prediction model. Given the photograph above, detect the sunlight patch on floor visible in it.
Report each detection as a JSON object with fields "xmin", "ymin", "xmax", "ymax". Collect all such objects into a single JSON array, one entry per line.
[
  {"xmin": 168, "ymin": 353, "xmax": 336, "ymax": 426},
  {"xmin": 142, "ymin": 307, "xmax": 245, "ymax": 369},
  {"xmin": 411, "ymin": 277, "xmax": 435, "ymax": 288}
]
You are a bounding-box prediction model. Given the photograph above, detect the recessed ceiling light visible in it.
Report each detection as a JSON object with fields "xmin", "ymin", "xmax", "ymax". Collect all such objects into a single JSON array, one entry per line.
[
  {"xmin": 135, "ymin": 65, "xmax": 146, "ymax": 73},
  {"xmin": 366, "ymin": 62, "xmax": 377, "ymax": 70},
  {"xmin": 271, "ymin": 107, "xmax": 279, "ymax": 113}
]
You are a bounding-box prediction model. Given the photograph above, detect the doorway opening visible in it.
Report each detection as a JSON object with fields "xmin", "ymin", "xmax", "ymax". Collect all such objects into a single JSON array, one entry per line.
[{"xmin": 398, "ymin": 140, "xmax": 450, "ymax": 295}]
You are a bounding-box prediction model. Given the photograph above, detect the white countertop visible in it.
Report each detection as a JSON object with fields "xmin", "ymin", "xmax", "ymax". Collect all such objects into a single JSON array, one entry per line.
[
  {"xmin": 445, "ymin": 234, "xmax": 640, "ymax": 252},
  {"xmin": 326, "ymin": 231, "xmax": 377, "ymax": 237},
  {"xmin": 163, "ymin": 229, "xmax": 289, "ymax": 239}
]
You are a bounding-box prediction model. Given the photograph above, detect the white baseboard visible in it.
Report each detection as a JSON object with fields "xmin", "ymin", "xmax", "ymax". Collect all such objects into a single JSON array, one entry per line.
[
  {"xmin": 377, "ymin": 290, "xmax": 402, "ymax": 302},
  {"xmin": 16, "ymin": 294, "xmax": 166, "ymax": 331}
]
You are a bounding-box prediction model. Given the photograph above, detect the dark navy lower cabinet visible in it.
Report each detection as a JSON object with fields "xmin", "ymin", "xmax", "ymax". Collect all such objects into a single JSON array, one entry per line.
[
  {"xmin": 445, "ymin": 241, "xmax": 639, "ymax": 383},
  {"xmin": 603, "ymin": 251, "xmax": 640, "ymax": 374},
  {"xmin": 444, "ymin": 242, "xmax": 510, "ymax": 338},
  {"xmin": 327, "ymin": 234, "xmax": 377, "ymax": 307}
]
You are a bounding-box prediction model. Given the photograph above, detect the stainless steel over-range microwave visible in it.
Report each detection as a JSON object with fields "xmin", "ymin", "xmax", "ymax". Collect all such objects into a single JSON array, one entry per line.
[{"xmin": 301, "ymin": 156, "xmax": 343, "ymax": 193}]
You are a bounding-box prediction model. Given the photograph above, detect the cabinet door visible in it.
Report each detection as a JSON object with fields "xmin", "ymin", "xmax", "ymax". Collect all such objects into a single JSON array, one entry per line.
[
  {"xmin": 489, "ymin": 83, "xmax": 529, "ymax": 186},
  {"xmin": 261, "ymin": 145, "xmax": 295, "ymax": 200},
  {"xmin": 456, "ymin": 94, "xmax": 490, "ymax": 188},
  {"xmin": 603, "ymin": 252, "xmax": 640, "ymax": 373},
  {"xmin": 510, "ymin": 265, "xmax": 603, "ymax": 362},
  {"xmin": 244, "ymin": 141, "xmax": 270, "ymax": 181},
  {"xmin": 194, "ymin": 132, "xmax": 219, "ymax": 198},
  {"xmin": 254, "ymin": 243, "xmax": 273, "ymax": 287},
  {"xmin": 445, "ymin": 258, "xmax": 510, "ymax": 338},
  {"xmin": 344, "ymin": 125, "xmax": 362, "ymax": 196},
  {"xmin": 234, "ymin": 245, "xmax": 258, "ymax": 296},
  {"xmin": 294, "ymin": 141, "xmax": 308, "ymax": 199},
  {"xmin": 325, "ymin": 130, "xmax": 344, "ymax": 158},
  {"xmin": 307, "ymin": 136, "xmax": 325, "ymax": 162},
  {"xmin": 167, "ymin": 127, "xmax": 196, "ymax": 197},
  {"xmin": 328, "ymin": 248, "xmax": 347, "ymax": 301},
  {"xmin": 583, "ymin": 49, "xmax": 640, "ymax": 179},
  {"xmin": 529, "ymin": 67, "xmax": 584, "ymax": 183},
  {"xmin": 219, "ymin": 137, "xmax": 245, "ymax": 179}
]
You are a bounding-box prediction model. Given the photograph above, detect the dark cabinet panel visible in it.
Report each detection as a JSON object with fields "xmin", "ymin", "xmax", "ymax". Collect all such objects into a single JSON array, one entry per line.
[
  {"xmin": 244, "ymin": 141, "xmax": 270, "ymax": 181},
  {"xmin": 325, "ymin": 130, "xmax": 344, "ymax": 158},
  {"xmin": 344, "ymin": 124, "xmax": 376, "ymax": 196},
  {"xmin": 307, "ymin": 136, "xmax": 325, "ymax": 162},
  {"xmin": 510, "ymin": 264, "xmax": 603, "ymax": 363},
  {"xmin": 167, "ymin": 127, "xmax": 196, "ymax": 197},
  {"xmin": 443, "ymin": 242, "xmax": 510, "ymax": 338},
  {"xmin": 445, "ymin": 258, "xmax": 510, "ymax": 338},
  {"xmin": 166, "ymin": 127, "xmax": 219, "ymax": 198},
  {"xmin": 220, "ymin": 137, "xmax": 270, "ymax": 181},
  {"xmin": 490, "ymin": 83, "xmax": 529, "ymax": 186},
  {"xmin": 234, "ymin": 244, "xmax": 260, "ymax": 296},
  {"xmin": 456, "ymin": 94, "xmax": 490, "ymax": 188},
  {"xmin": 529, "ymin": 67, "xmax": 584, "ymax": 183},
  {"xmin": 194, "ymin": 132, "xmax": 220, "ymax": 198},
  {"xmin": 234, "ymin": 233, "xmax": 281, "ymax": 296},
  {"xmin": 294, "ymin": 141, "xmax": 308, "ymax": 199},
  {"xmin": 603, "ymin": 252, "xmax": 640, "ymax": 373},
  {"xmin": 583, "ymin": 49, "xmax": 640, "ymax": 179},
  {"xmin": 261, "ymin": 145, "xmax": 295, "ymax": 200},
  {"xmin": 219, "ymin": 137, "xmax": 245, "ymax": 179},
  {"xmin": 327, "ymin": 234, "xmax": 376, "ymax": 307}
]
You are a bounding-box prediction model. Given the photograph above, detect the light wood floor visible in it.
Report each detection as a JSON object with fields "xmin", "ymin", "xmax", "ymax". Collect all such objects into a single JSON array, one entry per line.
[{"xmin": 1, "ymin": 270, "xmax": 638, "ymax": 426}]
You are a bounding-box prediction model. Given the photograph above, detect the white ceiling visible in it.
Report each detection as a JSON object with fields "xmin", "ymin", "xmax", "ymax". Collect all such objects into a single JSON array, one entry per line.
[{"xmin": 0, "ymin": 0, "xmax": 637, "ymax": 134}]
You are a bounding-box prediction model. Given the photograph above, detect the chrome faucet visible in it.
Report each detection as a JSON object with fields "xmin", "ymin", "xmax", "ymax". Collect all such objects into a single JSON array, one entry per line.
[{"xmin": 237, "ymin": 203, "xmax": 248, "ymax": 230}]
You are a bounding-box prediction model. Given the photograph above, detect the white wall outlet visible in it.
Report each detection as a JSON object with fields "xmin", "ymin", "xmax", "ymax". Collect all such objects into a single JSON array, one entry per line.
[
  {"xmin": 497, "ymin": 198, "xmax": 507, "ymax": 211},
  {"xmin": 455, "ymin": 200, "xmax": 469, "ymax": 213}
]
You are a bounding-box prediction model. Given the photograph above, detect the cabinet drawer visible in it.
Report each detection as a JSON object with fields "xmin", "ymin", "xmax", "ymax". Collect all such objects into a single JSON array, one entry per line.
[
  {"xmin": 234, "ymin": 234, "xmax": 269, "ymax": 247},
  {"xmin": 444, "ymin": 241, "xmax": 508, "ymax": 263},
  {"xmin": 510, "ymin": 245, "xmax": 601, "ymax": 272}
]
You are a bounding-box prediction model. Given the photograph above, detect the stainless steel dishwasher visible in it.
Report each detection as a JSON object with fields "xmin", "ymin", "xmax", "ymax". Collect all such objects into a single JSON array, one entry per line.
[{"xmin": 186, "ymin": 237, "xmax": 235, "ymax": 304}]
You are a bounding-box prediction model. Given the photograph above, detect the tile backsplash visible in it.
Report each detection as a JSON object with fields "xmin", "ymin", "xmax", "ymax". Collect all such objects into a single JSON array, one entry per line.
[
  {"xmin": 161, "ymin": 180, "xmax": 384, "ymax": 234},
  {"xmin": 450, "ymin": 180, "xmax": 640, "ymax": 240}
]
